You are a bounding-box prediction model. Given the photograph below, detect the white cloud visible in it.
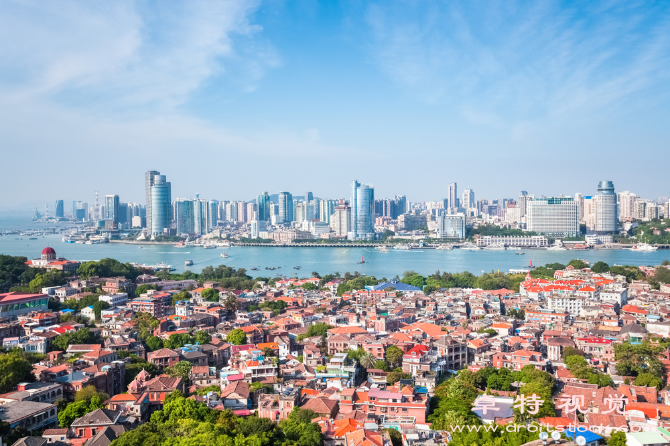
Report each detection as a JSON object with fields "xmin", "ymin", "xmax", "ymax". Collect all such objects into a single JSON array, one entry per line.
[
  {"xmin": 362, "ymin": 1, "xmax": 670, "ymax": 131},
  {"xmin": 0, "ymin": 0, "xmax": 279, "ymax": 111}
]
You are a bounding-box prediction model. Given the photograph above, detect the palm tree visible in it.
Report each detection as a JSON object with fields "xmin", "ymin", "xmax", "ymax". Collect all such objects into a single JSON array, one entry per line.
[{"xmin": 359, "ymin": 352, "xmax": 376, "ymax": 370}]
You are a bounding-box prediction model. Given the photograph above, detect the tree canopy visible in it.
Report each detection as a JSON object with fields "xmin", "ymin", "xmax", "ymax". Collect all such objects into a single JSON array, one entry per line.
[{"xmin": 227, "ymin": 329, "xmax": 247, "ymax": 346}]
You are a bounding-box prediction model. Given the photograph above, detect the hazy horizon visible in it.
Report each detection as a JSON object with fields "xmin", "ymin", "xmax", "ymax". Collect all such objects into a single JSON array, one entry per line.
[{"xmin": 1, "ymin": 1, "xmax": 669, "ymax": 209}]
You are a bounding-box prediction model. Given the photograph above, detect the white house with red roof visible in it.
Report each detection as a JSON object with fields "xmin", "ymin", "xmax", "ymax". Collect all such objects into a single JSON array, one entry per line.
[{"xmin": 26, "ymin": 247, "xmax": 80, "ymax": 273}]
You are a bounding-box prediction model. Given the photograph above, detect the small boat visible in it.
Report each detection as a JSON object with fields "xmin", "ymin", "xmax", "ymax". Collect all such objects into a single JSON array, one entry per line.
[
  {"xmin": 138, "ymin": 246, "xmax": 144, "ymax": 249},
  {"xmin": 221, "ymin": 252, "xmax": 229, "ymax": 258},
  {"xmin": 376, "ymin": 245, "xmax": 391, "ymax": 252},
  {"xmin": 358, "ymin": 255, "xmax": 365, "ymax": 264},
  {"xmin": 185, "ymin": 259, "xmax": 193, "ymax": 266},
  {"xmin": 435, "ymin": 244, "xmax": 452, "ymax": 250},
  {"xmin": 484, "ymin": 243, "xmax": 506, "ymax": 250},
  {"xmin": 174, "ymin": 242, "xmax": 187, "ymax": 248},
  {"xmin": 203, "ymin": 243, "xmax": 216, "ymax": 249},
  {"xmin": 516, "ymin": 251, "xmax": 525, "ymax": 255},
  {"xmin": 547, "ymin": 240, "xmax": 567, "ymax": 251},
  {"xmin": 251, "ymin": 267, "xmax": 258, "ymax": 271}
]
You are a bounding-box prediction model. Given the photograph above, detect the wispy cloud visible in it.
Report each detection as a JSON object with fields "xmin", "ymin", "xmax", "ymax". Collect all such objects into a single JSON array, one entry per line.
[
  {"xmin": 0, "ymin": 0, "xmax": 279, "ymax": 112},
  {"xmin": 362, "ymin": 0, "xmax": 670, "ymax": 129}
]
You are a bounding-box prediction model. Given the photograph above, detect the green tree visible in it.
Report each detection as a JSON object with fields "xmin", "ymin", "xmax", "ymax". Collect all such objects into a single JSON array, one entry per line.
[
  {"xmin": 568, "ymin": 259, "xmax": 589, "ymax": 270},
  {"xmin": 374, "ymin": 360, "xmax": 390, "ymax": 372},
  {"xmin": 194, "ymin": 331, "xmax": 211, "ymax": 345},
  {"xmin": 302, "ymin": 282, "xmax": 317, "ymax": 291},
  {"xmin": 92, "ymin": 300, "xmax": 111, "ymax": 320},
  {"xmin": 562, "ymin": 347, "xmax": 584, "ymax": 359},
  {"xmin": 634, "ymin": 372, "xmax": 663, "ymax": 390},
  {"xmin": 201, "ymin": 288, "xmax": 220, "ymax": 302},
  {"xmin": 135, "ymin": 284, "xmax": 161, "ymax": 296},
  {"xmin": 297, "ymin": 323, "xmax": 333, "ymax": 341},
  {"xmin": 227, "ymin": 329, "xmax": 247, "ymax": 345},
  {"xmin": 359, "ymin": 352, "xmax": 377, "ymax": 369},
  {"xmin": 52, "ymin": 327, "xmax": 99, "ymax": 352},
  {"xmin": 145, "ymin": 335, "xmax": 163, "ymax": 351},
  {"xmin": 164, "ymin": 333, "xmax": 194, "ymax": 350},
  {"xmin": 608, "ymin": 431, "xmax": 627, "ymax": 446},
  {"xmin": 0, "ymin": 352, "xmax": 35, "ymax": 393},
  {"xmin": 385, "ymin": 345, "xmax": 405, "ymax": 369},
  {"xmin": 591, "ymin": 261, "xmax": 610, "ymax": 273},
  {"xmin": 171, "ymin": 290, "xmax": 191, "ymax": 306},
  {"xmin": 75, "ymin": 385, "xmax": 109, "ymax": 404},
  {"xmin": 386, "ymin": 371, "xmax": 411, "ymax": 385},
  {"xmin": 59, "ymin": 396, "xmax": 104, "ymax": 428},
  {"xmin": 165, "ymin": 361, "xmax": 193, "ymax": 381},
  {"xmin": 224, "ymin": 292, "xmax": 238, "ymax": 313}
]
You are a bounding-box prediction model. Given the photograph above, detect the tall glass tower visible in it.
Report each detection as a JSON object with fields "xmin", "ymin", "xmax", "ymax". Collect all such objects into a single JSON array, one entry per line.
[
  {"xmin": 595, "ymin": 180, "xmax": 617, "ymax": 234},
  {"xmin": 55, "ymin": 200, "xmax": 64, "ymax": 218},
  {"xmin": 150, "ymin": 175, "xmax": 171, "ymax": 236},
  {"xmin": 145, "ymin": 170, "xmax": 160, "ymax": 231},
  {"xmin": 278, "ymin": 192, "xmax": 293, "ymax": 224},
  {"xmin": 349, "ymin": 180, "xmax": 375, "ymax": 240},
  {"xmin": 105, "ymin": 195, "xmax": 120, "ymax": 226},
  {"xmin": 257, "ymin": 192, "xmax": 271, "ymax": 221},
  {"xmin": 175, "ymin": 199, "xmax": 195, "ymax": 235}
]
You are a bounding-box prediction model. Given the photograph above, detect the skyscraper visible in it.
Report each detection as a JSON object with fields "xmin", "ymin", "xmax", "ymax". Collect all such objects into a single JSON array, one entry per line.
[
  {"xmin": 349, "ymin": 180, "xmax": 375, "ymax": 240},
  {"xmin": 278, "ymin": 192, "xmax": 293, "ymax": 224},
  {"xmin": 209, "ymin": 200, "xmax": 220, "ymax": 230},
  {"xmin": 150, "ymin": 174, "xmax": 171, "ymax": 236},
  {"xmin": 175, "ymin": 199, "xmax": 195, "ymax": 235},
  {"xmin": 55, "ymin": 200, "xmax": 64, "ymax": 218},
  {"xmin": 462, "ymin": 189, "xmax": 475, "ymax": 211},
  {"xmin": 319, "ymin": 199, "xmax": 335, "ymax": 224},
  {"xmin": 331, "ymin": 199, "xmax": 351, "ymax": 237},
  {"xmin": 305, "ymin": 192, "xmax": 313, "ymax": 204},
  {"xmin": 145, "ymin": 171, "xmax": 160, "ymax": 232},
  {"xmin": 526, "ymin": 197, "xmax": 579, "ymax": 237},
  {"xmin": 518, "ymin": 191, "xmax": 529, "ymax": 217},
  {"xmin": 448, "ymin": 183, "xmax": 457, "ymax": 210},
  {"xmin": 617, "ymin": 191, "xmax": 637, "ymax": 221},
  {"xmin": 105, "ymin": 195, "xmax": 119, "ymax": 226},
  {"xmin": 193, "ymin": 197, "xmax": 208, "ymax": 235},
  {"xmin": 257, "ymin": 192, "xmax": 270, "ymax": 221},
  {"xmin": 595, "ymin": 180, "xmax": 617, "ymax": 234}
]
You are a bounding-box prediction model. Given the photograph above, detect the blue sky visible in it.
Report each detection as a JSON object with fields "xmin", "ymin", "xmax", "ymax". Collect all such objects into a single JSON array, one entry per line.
[{"xmin": 1, "ymin": 0, "xmax": 669, "ymax": 209}]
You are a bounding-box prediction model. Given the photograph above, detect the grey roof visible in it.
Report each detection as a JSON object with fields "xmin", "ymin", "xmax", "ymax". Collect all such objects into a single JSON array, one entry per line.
[
  {"xmin": 11, "ymin": 438, "xmax": 47, "ymax": 446},
  {"xmin": 472, "ymin": 396, "xmax": 515, "ymax": 422},
  {"xmin": 0, "ymin": 401, "xmax": 56, "ymax": 425},
  {"xmin": 619, "ymin": 324, "xmax": 648, "ymax": 335},
  {"xmin": 71, "ymin": 409, "xmax": 120, "ymax": 427},
  {"xmin": 85, "ymin": 426, "xmax": 127, "ymax": 446}
]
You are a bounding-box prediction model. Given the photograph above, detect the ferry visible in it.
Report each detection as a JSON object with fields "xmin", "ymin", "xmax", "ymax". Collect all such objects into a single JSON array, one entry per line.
[
  {"xmin": 393, "ymin": 244, "xmax": 410, "ymax": 250},
  {"xmin": 203, "ymin": 243, "xmax": 216, "ymax": 249},
  {"xmin": 484, "ymin": 243, "xmax": 506, "ymax": 250},
  {"xmin": 629, "ymin": 243, "xmax": 658, "ymax": 252},
  {"xmin": 184, "ymin": 259, "xmax": 193, "ymax": 266},
  {"xmin": 547, "ymin": 240, "xmax": 567, "ymax": 251},
  {"xmin": 376, "ymin": 245, "xmax": 391, "ymax": 253},
  {"xmin": 221, "ymin": 252, "xmax": 229, "ymax": 258},
  {"xmin": 461, "ymin": 242, "xmax": 480, "ymax": 251},
  {"xmin": 435, "ymin": 244, "xmax": 453, "ymax": 250}
]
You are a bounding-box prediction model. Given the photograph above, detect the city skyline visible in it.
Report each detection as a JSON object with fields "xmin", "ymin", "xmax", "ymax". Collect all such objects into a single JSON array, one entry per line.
[{"xmin": 2, "ymin": 1, "xmax": 670, "ymax": 208}]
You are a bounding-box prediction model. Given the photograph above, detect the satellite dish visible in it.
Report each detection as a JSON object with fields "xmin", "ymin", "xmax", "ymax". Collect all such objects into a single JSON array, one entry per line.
[
  {"xmin": 539, "ymin": 432, "xmax": 549, "ymax": 440},
  {"xmin": 551, "ymin": 431, "xmax": 561, "ymax": 441},
  {"xmin": 576, "ymin": 436, "xmax": 586, "ymax": 446}
]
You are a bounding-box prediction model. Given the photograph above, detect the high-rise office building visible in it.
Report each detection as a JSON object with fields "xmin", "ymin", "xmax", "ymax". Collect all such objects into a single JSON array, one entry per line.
[
  {"xmin": 526, "ymin": 197, "xmax": 579, "ymax": 237},
  {"xmin": 237, "ymin": 201, "xmax": 247, "ymax": 223},
  {"xmin": 246, "ymin": 203, "xmax": 257, "ymax": 222},
  {"xmin": 319, "ymin": 199, "xmax": 336, "ymax": 224},
  {"xmin": 278, "ymin": 192, "xmax": 293, "ymax": 224},
  {"xmin": 145, "ymin": 171, "xmax": 160, "ymax": 233},
  {"xmin": 104, "ymin": 195, "xmax": 120, "ymax": 226},
  {"xmin": 257, "ymin": 192, "xmax": 270, "ymax": 221},
  {"xmin": 448, "ymin": 183, "xmax": 457, "ymax": 210},
  {"xmin": 574, "ymin": 193, "xmax": 584, "ymax": 222},
  {"xmin": 349, "ymin": 180, "xmax": 375, "ymax": 240},
  {"xmin": 209, "ymin": 200, "xmax": 220, "ymax": 230},
  {"xmin": 150, "ymin": 174, "xmax": 171, "ymax": 236},
  {"xmin": 331, "ymin": 199, "xmax": 351, "ymax": 237},
  {"xmin": 55, "ymin": 200, "xmax": 64, "ymax": 218},
  {"xmin": 594, "ymin": 181, "xmax": 617, "ymax": 234},
  {"xmin": 617, "ymin": 191, "xmax": 637, "ymax": 221},
  {"xmin": 462, "ymin": 189, "xmax": 475, "ymax": 211},
  {"xmin": 305, "ymin": 192, "xmax": 313, "ymax": 204},
  {"xmin": 436, "ymin": 213, "xmax": 466, "ymax": 238},
  {"xmin": 518, "ymin": 191, "xmax": 530, "ymax": 218},
  {"xmin": 175, "ymin": 199, "xmax": 195, "ymax": 235},
  {"xmin": 193, "ymin": 198, "xmax": 208, "ymax": 235}
]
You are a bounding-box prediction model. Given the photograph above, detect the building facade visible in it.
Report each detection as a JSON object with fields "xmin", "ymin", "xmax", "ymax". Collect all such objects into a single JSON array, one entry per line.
[{"xmin": 526, "ymin": 197, "xmax": 579, "ymax": 237}]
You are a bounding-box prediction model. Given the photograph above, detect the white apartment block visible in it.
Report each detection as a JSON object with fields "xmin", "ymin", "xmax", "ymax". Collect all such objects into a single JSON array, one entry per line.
[
  {"xmin": 526, "ymin": 197, "xmax": 579, "ymax": 237},
  {"xmin": 99, "ymin": 293, "xmax": 128, "ymax": 308},
  {"xmin": 547, "ymin": 295, "xmax": 586, "ymax": 316}
]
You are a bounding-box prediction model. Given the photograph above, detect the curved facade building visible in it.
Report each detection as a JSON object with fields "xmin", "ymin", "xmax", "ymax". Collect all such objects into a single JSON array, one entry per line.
[
  {"xmin": 595, "ymin": 180, "xmax": 617, "ymax": 234},
  {"xmin": 349, "ymin": 180, "xmax": 375, "ymax": 240},
  {"xmin": 150, "ymin": 175, "xmax": 171, "ymax": 236}
]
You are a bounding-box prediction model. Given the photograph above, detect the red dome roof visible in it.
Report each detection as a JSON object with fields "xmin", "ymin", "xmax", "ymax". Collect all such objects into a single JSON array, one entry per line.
[{"xmin": 42, "ymin": 247, "xmax": 56, "ymax": 255}]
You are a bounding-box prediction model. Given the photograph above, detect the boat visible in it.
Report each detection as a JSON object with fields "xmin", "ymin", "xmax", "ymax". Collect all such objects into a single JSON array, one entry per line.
[
  {"xmin": 629, "ymin": 243, "xmax": 658, "ymax": 252},
  {"xmin": 138, "ymin": 246, "xmax": 144, "ymax": 249},
  {"xmin": 547, "ymin": 240, "xmax": 567, "ymax": 251},
  {"xmin": 185, "ymin": 259, "xmax": 193, "ymax": 266},
  {"xmin": 203, "ymin": 243, "xmax": 216, "ymax": 249},
  {"xmin": 484, "ymin": 243, "xmax": 506, "ymax": 250},
  {"xmin": 154, "ymin": 262, "xmax": 172, "ymax": 270},
  {"xmin": 527, "ymin": 259, "xmax": 536, "ymax": 269},
  {"xmin": 435, "ymin": 244, "xmax": 453, "ymax": 250},
  {"xmin": 221, "ymin": 252, "xmax": 229, "ymax": 258},
  {"xmin": 461, "ymin": 242, "xmax": 480, "ymax": 251},
  {"xmin": 358, "ymin": 255, "xmax": 365, "ymax": 264},
  {"xmin": 174, "ymin": 242, "xmax": 187, "ymax": 248},
  {"xmin": 393, "ymin": 244, "xmax": 410, "ymax": 250},
  {"xmin": 376, "ymin": 245, "xmax": 390, "ymax": 253},
  {"xmin": 516, "ymin": 251, "xmax": 525, "ymax": 255}
]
